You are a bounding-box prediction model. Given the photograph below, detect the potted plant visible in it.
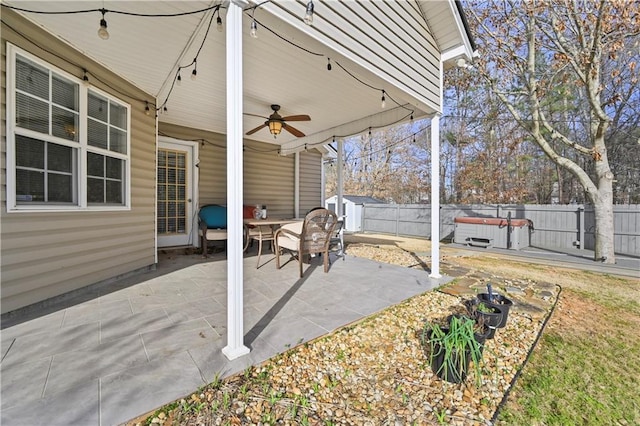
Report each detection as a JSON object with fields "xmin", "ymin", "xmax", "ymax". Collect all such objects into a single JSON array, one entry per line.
[
  {"xmin": 477, "ymin": 283, "xmax": 513, "ymax": 328},
  {"xmin": 466, "ymin": 298, "xmax": 503, "ymax": 339},
  {"xmin": 421, "ymin": 315, "xmax": 485, "ymax": 384}
]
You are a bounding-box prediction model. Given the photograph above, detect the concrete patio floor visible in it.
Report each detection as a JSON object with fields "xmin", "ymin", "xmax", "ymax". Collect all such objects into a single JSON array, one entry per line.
[{"xmin": 0, "ymin": 248, "xmax": 450, "ymax": 426}]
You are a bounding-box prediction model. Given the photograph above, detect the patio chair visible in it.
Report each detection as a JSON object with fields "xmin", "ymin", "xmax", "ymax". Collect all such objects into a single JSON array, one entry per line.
[
  {"xmin": 198, "ymin": 204, "xmax": 227, "ymax": 258},
  {"xmin": 244, "ymin": 223, "xmax": 275, "ymax": 268},
  {"xmin": 274, "ymin": 208, "xmax": 338, "ymax": 277}
]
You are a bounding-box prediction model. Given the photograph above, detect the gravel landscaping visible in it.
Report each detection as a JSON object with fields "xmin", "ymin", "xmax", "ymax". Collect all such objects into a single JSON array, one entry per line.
[{"xmin": 131, "ymin": 240, "xmax": 559, "ymax": 425}]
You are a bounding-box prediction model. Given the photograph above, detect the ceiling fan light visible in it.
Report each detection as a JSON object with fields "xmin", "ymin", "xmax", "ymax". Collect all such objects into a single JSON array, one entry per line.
[{"xmin": 268, "ymin": 120, "xmax": 283, "ymax": 136}]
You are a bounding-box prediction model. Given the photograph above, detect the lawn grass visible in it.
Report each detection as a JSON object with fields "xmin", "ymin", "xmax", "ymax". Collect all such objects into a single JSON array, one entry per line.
[{"xmin": 497, "ymin": 288, "xmax": 640, "ymax": 425}]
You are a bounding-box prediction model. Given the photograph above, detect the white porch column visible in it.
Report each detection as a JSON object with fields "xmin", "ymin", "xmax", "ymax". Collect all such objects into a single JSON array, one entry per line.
[
  {"xmin": 337, "ymin": 139, "xmax": 344, "ymax": 218},
  {"xmin": 294, "ymin": 152, "xmax": 300, "ymax": 217},
  {"xmin": 222, "ymin": 0, "xmax": 250, "ymax": 360},
  {"xmin": 429, "ymin": 114, "xmax": 441, "ymax": 278}
]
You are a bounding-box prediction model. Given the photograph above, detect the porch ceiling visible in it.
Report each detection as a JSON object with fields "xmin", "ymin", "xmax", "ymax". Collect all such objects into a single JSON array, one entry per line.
[{"xmin": 6, "ymin": 1, "xmax": 471, "ymax": 152}]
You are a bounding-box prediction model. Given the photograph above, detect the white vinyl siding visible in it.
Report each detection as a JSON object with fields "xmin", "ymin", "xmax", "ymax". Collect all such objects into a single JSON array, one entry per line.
[{"xmin": 1, "ymin": 9, "xmax": 156, "ymax": 314}]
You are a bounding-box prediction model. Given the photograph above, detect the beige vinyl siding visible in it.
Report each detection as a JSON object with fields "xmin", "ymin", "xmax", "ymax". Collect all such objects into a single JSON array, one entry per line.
[
  {"xmin": 299, "ymin": 150, "xmax": 322, "ymax": 215},
  {"xmin": 158, "ymin": 123, "xmax": 296, "ymax": 218},
  {"xmin": 1, "ymin": 10, "xmax": 157, "ymax": 314},
  {"xmin": 244, "ymin": 145, "xmax": 295, "ymax": 218},
  {"xmin": 270, "ymin": 0, "xmax": 441, "ymax": 111}
]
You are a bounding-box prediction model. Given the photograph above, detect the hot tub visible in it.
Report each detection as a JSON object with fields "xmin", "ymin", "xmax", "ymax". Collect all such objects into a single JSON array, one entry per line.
[{"xmin": 454, "ymin": 217, "xmax": 532, "ymax": 250}]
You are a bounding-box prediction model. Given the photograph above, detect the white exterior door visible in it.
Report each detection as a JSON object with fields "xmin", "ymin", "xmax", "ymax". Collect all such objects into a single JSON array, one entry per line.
[{"xmin": 157, "ymin": 138, "xmax": 198, "ymax": 247}]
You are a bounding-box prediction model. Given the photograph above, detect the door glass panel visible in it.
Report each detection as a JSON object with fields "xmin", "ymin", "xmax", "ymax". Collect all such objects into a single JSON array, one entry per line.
[{"xmin": 156, "ymin": 148, "xmax": 187, "ymax": 237}]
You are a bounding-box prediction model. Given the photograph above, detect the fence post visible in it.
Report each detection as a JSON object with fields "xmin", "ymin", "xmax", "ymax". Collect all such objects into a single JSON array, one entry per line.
[
  {"xmin": 396, "ymin": 205, "xmax": 400, "ymax": 236},
  {"xmin": 578, "ymin": 205, "xmax": 585, "ymax": 251}
]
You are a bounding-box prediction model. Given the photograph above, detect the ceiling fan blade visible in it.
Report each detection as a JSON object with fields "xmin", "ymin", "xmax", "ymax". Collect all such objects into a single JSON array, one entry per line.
[
  {"xmin": 281, "ymin": 114, "xmax": 311, "ymax": 122},
  {"xmin": 244, "ymin": 112, "xmax": 268, "ymax": 119},
  {"xmin": 283, "ymin": 124, "xmax": 305, "ymax": 138},
  {"xmin": 246, "ymin": 123, "xmax": 267, "ymax": 135}
]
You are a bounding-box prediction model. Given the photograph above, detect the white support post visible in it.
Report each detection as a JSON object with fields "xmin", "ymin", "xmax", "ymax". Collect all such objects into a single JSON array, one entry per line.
[
  {"xmin": 222, "ymin": 0, "xmax": 250, "ymax": 360},
  {"xmin": 320, "ymin": 157, "xmax": 326, "ymax": 208},
  {"xmin": 429, "ymin": 114, "xmax": 441, "ymax": 278},
  {"xmin": 294, "ymin": 152, "xmax": 300, "ymax": 218},
  {"xmin": 337, "ymin": 139, "xmax": 344, "ymax": 218}
]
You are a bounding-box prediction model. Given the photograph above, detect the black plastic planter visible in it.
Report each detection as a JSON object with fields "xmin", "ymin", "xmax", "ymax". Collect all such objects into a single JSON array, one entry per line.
[
  {"xmin": 426, "ymin": 317, "xmax": 487, "ymax": 384},
  {"xmin": 474, "ymin": 304, "xmax": 503, "ymax": 339},
  {"xmin": 430, "ymin": 333, "xmax": 470, "ymax": 383},
  {"xmin": 478, "ymin": 293, "xmax": 513, "ymax": 328}
]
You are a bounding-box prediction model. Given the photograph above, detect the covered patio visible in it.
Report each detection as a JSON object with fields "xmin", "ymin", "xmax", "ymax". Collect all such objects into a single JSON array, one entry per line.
[
  {"xmin": 1, "ymin": 0, "xmax": 474, "ymax": 361},
  {"xmin": 0, "ymin": 249, "xmax": 450, "ymax": 425}
]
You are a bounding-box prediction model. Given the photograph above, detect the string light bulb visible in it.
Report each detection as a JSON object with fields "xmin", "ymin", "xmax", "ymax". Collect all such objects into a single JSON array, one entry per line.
[
  {"xmin": 177, "ymin": 72, "xmax": 182, "ymax": 86},
  {"xmin": 82, "ymin": 69, "xmax": 89, "ymax": 82},
  {"xmin": 327, "ymin": 58, "xmax": 332, "ymax": 71},
  {"xmin": 216, "ymin": 12, "xmax": 223, "ymax": 32},
  {"xmin": 250, "ymin": 19, "xmax": 258, "ymax": 38},
  {"xmin": 163, "ymin": 106, "xmax": 168, "ymax": 114},
  {"xmin": 191, "ymin": 63, "xmax": 197, "ymax": 80},
  {"xmin": 144, "ymin": 102, "xmax": 150, "ymax": 116},
  {"xmin": 381, "ymin": 90, "xmax": 386, "ymax": 108},
  {"xmin": 304, "ymin": 0, "xmax": 314, "ymax": 25},
  {"xmin": 97, "ymin": 9, "xmax": 109, "ymax": 40}
]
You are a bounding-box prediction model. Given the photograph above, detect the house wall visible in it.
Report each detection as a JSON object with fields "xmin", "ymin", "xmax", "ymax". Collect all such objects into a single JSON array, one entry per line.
[
  {"xmin": 158, "ymin": 123, "xmax": 226, "ymax": 207},
  {"xmin": 158, "ymin": 123, "xmax": 307, "ymax": 219},
  {"xmin": 1, "ymin": 10, "xmax": 157, "ymax": 314},
  {"xmin": 299, "ymin": 150, "xmax": 322, "ymax": 215}
]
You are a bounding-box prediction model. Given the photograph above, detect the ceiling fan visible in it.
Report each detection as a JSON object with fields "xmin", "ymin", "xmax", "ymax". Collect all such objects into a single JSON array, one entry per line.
[{"xmin": 246, "ymin": 104, "xmax": 311, "ymax": 138}]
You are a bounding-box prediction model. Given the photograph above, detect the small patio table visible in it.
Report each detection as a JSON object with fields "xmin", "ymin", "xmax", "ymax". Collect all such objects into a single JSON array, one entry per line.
[{"xmin": 243, "ymin": 218, "xmax": 303, "ymax": 268}]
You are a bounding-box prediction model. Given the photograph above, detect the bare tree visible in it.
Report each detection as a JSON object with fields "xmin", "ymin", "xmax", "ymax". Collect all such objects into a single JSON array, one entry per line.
[
  {"xmin": 324, "ymin": 123, "xmax": 431, "ymax": 203},
  {"xmin": 466, "ymin": 0, "xmax": 639, "ymax": 263}
]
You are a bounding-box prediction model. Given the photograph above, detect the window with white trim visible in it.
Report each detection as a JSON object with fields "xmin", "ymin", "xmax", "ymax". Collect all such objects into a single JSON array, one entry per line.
[{"xmin": 7, "ymin": 44, "xmax": 130, "ymax": 211}]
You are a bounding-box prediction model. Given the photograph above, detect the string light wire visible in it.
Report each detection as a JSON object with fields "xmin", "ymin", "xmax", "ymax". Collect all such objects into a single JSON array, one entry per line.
[
  {"xmin": 0, "ymin": 18, "xmax": 154, "ymax": 109},
  {"xmin": 3, "ymin": 1, "xmax": 419, "ymax": 136}
]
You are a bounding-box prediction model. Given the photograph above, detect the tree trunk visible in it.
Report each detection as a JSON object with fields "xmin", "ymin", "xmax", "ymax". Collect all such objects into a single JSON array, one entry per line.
[
  {"xmin": 591, "ymin": 171, "xmax": 616, "ymax": 263},
  {"xmin": 593, "ymin": 192, "xmax": 615, "ymax": 263}
]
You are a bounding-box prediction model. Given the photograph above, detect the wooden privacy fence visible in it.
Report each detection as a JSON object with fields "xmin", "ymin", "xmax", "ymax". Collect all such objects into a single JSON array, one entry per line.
[{"xmin": 361, "ymin": 204, "xmax": 640, "ymax": 257}]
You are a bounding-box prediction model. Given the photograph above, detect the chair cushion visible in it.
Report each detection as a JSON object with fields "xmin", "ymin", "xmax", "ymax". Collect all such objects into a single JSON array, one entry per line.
[
  {"xmin": 243, "ymin": 205, "xmax": 256, "ymax": 219},
  {"xmin": 277, "ymin": 233, "xmax": 299, "ymax": 251},
  {"xmin": 205, "ymin": 229, "xmax": 227, "ymax": 240},
  {"xmin": 281, "ymin": 221, "xmax": 303, "ymax": 234},
  {"xmin": 199, "ymin": 205, "xmax": 227, "ymax": 229}
]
